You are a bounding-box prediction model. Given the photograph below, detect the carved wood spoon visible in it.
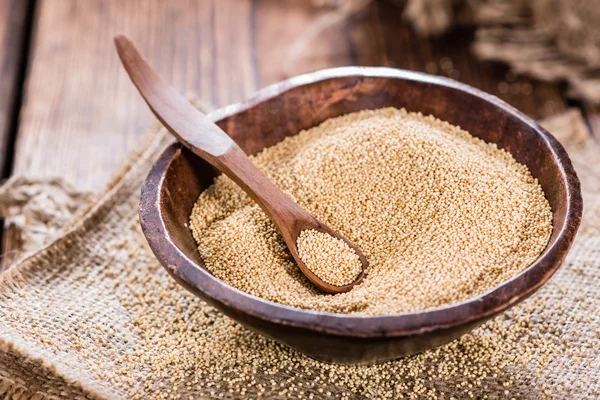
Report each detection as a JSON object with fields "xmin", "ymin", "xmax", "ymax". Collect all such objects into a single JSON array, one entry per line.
[{"xmin": 114, "ymin": 35, "xmax": 367, "ymax": 293}]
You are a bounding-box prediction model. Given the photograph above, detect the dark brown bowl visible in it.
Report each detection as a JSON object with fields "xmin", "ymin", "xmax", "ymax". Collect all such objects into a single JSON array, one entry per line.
[{"xmin": 139, "ymin": 67, "xmax": 582, "ymax": 364}]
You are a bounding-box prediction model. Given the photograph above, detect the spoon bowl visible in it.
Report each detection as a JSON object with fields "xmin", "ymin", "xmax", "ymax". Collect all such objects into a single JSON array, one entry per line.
[
  {"xmin": 284, "ymin": 220, "xmax": 369, "ymax": 294},
  {"xmin": 115, "ymin": 35, "xmax": 367, "ymax": 293},
  {"xmin": 139, "ymin": 66, "xmax": 582, "ymax": 364}
]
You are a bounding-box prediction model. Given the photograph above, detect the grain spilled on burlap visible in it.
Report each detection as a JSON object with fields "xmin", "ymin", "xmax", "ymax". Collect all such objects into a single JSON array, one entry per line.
[{"xmin": 0, "ymin": 110, "xmax": 599, "ymax": 399}]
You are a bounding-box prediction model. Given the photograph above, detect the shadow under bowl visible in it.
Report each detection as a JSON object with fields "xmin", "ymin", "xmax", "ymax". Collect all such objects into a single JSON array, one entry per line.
[{"xmin": 139, "ymin": 67, "xmax": 582, "ymax": 364}]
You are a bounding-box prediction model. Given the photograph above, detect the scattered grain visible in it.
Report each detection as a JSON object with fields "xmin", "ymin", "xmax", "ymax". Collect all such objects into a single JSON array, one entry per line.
[
  {"xmin": 498, "ymin": 81, "xmax": 510, "ymax": 94},
  {"xmin": 440, "ymin": 57, "xmax": 454, "ymax": 71},
  {"xmin": 2, "ymin": 110, "xmax": 596, "ymax": 399},
  {"xmin": 447, "ymin": 69, "xmax": 460, "ymax": 80},
  {"xmin": 425, "ymin": 61, "xmax": 438, "ymax": 74}
]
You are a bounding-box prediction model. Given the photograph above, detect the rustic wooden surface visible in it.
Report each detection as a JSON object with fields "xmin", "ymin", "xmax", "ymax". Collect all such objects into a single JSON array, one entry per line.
[
  {"xmin": 0, "ymin": 0, "xmax": 597, "ymax": 268},
  {"xmin": 0, "ymin": 0, "xmax": 30, "ymax": 174},
  {"xmin": 13, "ymin": 0, "xmax": 258, "ymax": 190}
]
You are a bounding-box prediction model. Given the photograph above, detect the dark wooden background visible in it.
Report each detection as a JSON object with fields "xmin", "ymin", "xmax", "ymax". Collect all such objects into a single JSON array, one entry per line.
[{"xmin": 0, "ymin": 0, "xmax": 597, "ymax": 265}]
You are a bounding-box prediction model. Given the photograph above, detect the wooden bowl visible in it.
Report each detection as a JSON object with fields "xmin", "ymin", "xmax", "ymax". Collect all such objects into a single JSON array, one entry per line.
[{"xmin": 139, "ymin": 67, "xmax": 582, "ymax": 364}]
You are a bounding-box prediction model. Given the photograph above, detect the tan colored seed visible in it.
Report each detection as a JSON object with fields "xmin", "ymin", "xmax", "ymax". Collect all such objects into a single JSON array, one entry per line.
[
  {"xmin": 10, "ymin": 109, "xmax": 589, "ymax": 398},
  {"xmin": 296, "ymin": 229, "xmax": 362, "ymax": 287},
  {"xmin": 189, "ymin": 107, "xmax": 552, "ymax": 315}
]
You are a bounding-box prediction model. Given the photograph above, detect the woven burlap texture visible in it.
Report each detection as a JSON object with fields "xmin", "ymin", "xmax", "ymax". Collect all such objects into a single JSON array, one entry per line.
[
  {"xmin": 0, "ymin": 109, "xmax": 599, "ymax": 399},
  {"xmin": 470, "ymin": 0, "xmax": 600, "ymax": 104},
  {"xmin": 411, "ymin": 0, "xmax": 600, "ymax": 102},
  {"xmin": 0, "ymin": 177, "xmax": 95, "ymax": 266}
]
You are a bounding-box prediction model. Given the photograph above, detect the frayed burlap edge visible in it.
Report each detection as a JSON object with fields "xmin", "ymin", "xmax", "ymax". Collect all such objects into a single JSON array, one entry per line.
[
  {"xmin": 401, "ymin": 0, "xmax": 600, "ymax": 103},
  {"xmin": 471, "ymin": 0, "xmax": 600, "ymax": 104},
  {"xmin": 0, "ymin": 108, "xmax": 595, "ymax": 399},
  {"xmin": 0, "ymin": 96, "xmax": 216, "ymax": 399},
  {"xmin": 0, "ymin": 177, "xmax": 95, "ymax": 270},
  {"xmin": 0, "ymin": 124, "xmax": 173, "ymax": 400}
]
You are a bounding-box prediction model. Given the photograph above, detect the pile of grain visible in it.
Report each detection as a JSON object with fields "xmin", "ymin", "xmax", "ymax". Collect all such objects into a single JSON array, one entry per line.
[
  {"xmin": 2, "ymin": 110, "xmax": 595, "ymax": 400},
  {"xmin": 189, "ymin": 108, "xmax": 552, "ymax": 314},
  {"xmin": 296, "ymin": 229, "xmax": 362, "ymax": 286}
]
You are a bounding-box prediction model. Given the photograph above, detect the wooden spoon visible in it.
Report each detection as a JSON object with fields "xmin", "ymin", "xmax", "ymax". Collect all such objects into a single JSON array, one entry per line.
[{"xmin": 114, "ymin": 35, "xmax": 367, "ymax": 293}]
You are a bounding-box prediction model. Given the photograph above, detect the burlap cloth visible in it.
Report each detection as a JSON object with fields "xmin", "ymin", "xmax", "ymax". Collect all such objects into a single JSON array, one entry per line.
[
  {"xmin": 289, "ymin": 0, "xmax": 600, "ymax": 103},
  {"xmin": 0, "ymin": 109, "xmax": 598, "ymax": 399}
]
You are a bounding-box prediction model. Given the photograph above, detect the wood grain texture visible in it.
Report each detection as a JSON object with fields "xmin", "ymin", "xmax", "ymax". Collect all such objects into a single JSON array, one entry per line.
[
  {"xmin": 0, "ymin": 0, "xmax": 29, "ymax": 172},
  {"xmin": 13, "ymin": 0, "xmax": 570, "ymax": 190},
  {"xmin": 255, "ymin": 1, "xmax": 567, "ymax": 119},
  {"xmin": 13, "ymin": 0, "xmax": 258, "ymax": 191},
  {"xmin": 4, "ymin": 0, "xmax": 575, "ymax": 269},
  {"xmin": 0, "ymin": 0, "xmax": 31, "ymax": 270},
  {"xmin": 2, "ymin": 0, "xmax": 259, "ymax": 268},
  {"xmin": 140, "ymin": 68, "xmax": 582, "ymax": 363}
]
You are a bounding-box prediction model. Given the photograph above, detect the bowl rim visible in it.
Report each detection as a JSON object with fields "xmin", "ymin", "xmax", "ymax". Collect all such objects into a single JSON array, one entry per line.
[{"xmin": 140, "ymin": 66, "xmax": 582, "ymax": 338}]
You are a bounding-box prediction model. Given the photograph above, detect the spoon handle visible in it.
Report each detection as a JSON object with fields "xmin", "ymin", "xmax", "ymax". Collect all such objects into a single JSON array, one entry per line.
[
  {"xmin": 115, "ymin": 35, "xmax": 235, "ymax": 161},
  {"xmin": 114, "ymin": 35, "xmax": 309, "ymax": 237}
]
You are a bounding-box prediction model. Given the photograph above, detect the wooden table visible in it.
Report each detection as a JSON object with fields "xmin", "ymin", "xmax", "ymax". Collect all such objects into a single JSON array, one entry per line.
[{"xmin": 0, "ymin": 0, "xmax": 597, "ymax": 266}]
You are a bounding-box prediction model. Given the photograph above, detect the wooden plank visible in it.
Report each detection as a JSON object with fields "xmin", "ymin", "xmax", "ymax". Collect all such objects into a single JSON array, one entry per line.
[
  {"xmin": 13, "ymin": 0, "xmax": 259, "ymax": 191},
  {"xmin": 0, "ymin": 0, "xmax": 30, "ymax": 174},
  {"xmin": 3, "ymin": 0, "xmax": 263, "ymax": 268},
  {"xmin": 4, "ymin": 0, "xmax": 572, "ymax": 270},
  {"xmin": 13, "ymin": 0, "xmax": 571, "ymax": 190},
  {"xmin": 0, "ymin": 0, "xmax": 32, "ymax": 269},
  {"xmin": 259, "ymin": 1, "xmax": 566, "ymax": 119}
]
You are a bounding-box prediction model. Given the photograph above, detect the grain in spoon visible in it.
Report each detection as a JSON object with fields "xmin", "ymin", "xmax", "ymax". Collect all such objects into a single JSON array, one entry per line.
[{"xmin": 114, "ymin": 35, "xmax": 367, "ymax": 293}]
